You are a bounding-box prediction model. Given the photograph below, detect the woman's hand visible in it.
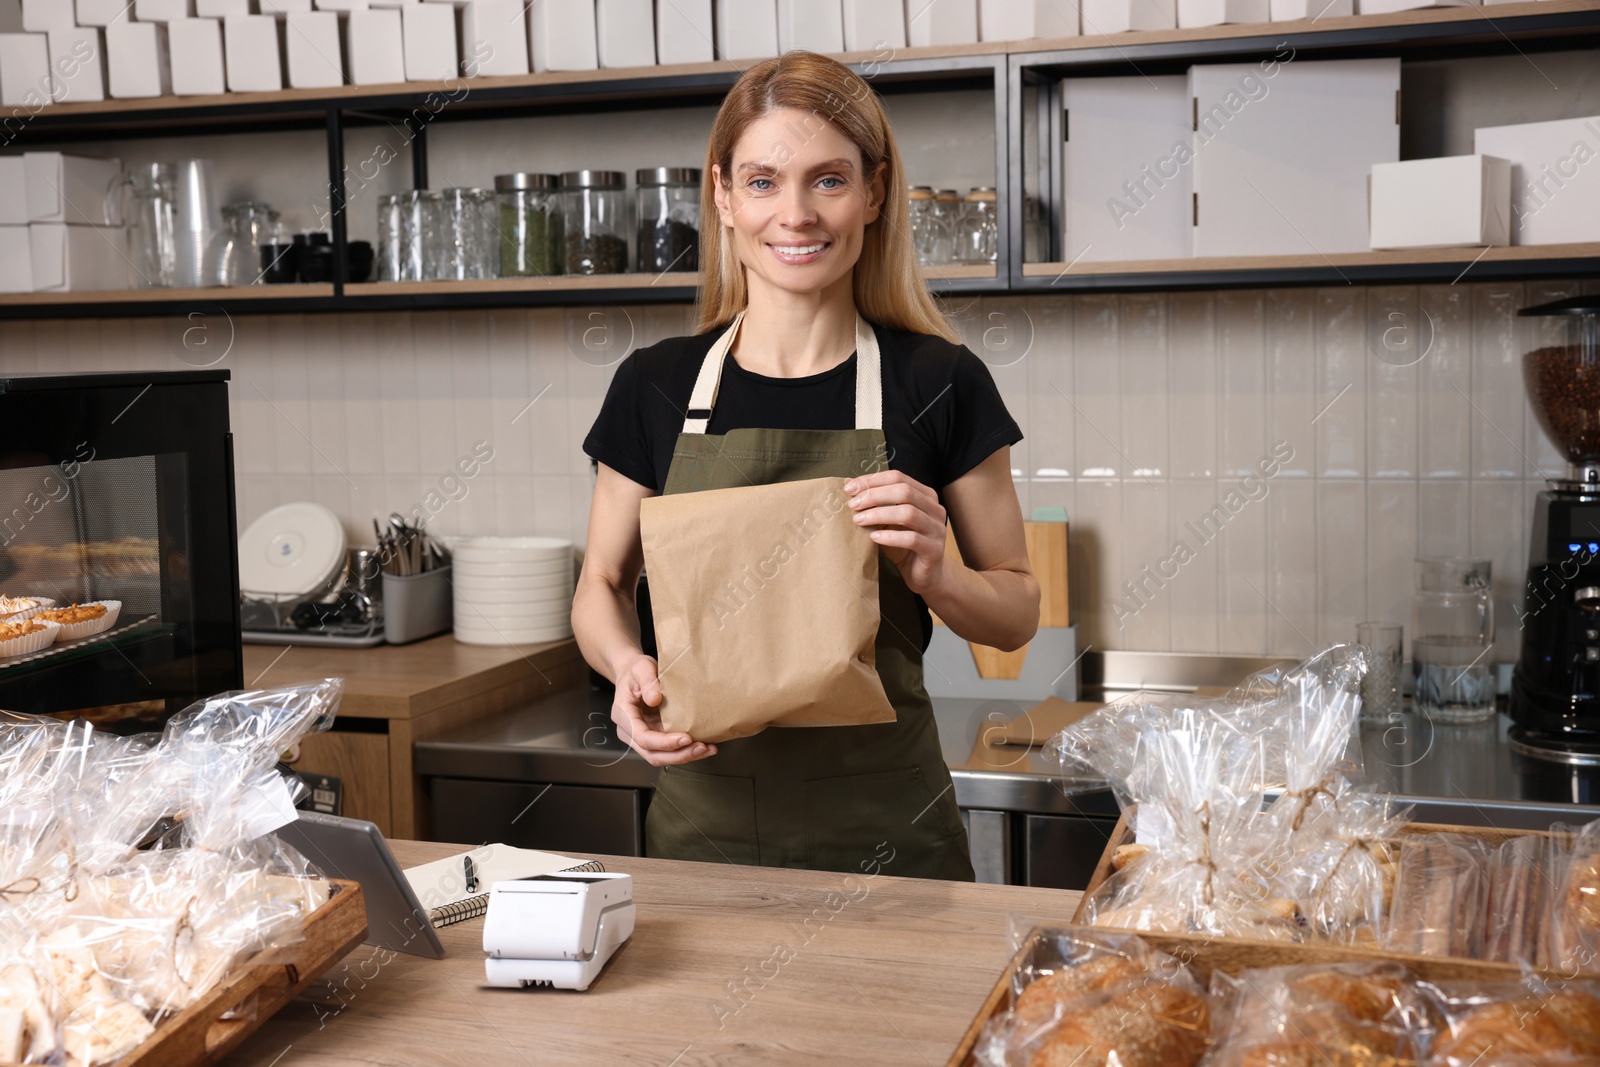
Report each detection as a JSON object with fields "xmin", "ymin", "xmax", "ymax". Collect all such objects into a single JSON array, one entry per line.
[
  {"xmin": 843, "ymin": 470, "xmax": 950, "ymax": 596},
  {"xmin": 610, "ymin": 653, "xmax": 718, "ymax": 767}
]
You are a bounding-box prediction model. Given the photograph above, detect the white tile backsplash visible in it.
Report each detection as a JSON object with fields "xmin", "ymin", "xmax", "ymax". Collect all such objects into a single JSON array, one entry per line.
[{"xmin": 8, "ymin": 279, "xmax": 1581, "ymax": 661}]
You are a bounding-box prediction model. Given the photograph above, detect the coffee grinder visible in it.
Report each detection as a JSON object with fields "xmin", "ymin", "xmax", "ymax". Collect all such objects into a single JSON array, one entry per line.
[{"xmin": 1510, "ymin": 296, "xmax": 1600, "ymax": 759}]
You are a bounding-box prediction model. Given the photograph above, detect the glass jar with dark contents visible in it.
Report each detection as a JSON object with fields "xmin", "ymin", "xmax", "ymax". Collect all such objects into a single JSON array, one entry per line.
[
  {"xmin": 560, "ymin": 170, "xmax": 629, "ymax": 275},
  {"xmin": 495, "ymin": 172, "xmax": 563, "ymax": 278},
  {"xmin": 635, "ymin": 167, "xmax": 699, "ymax": 274}
]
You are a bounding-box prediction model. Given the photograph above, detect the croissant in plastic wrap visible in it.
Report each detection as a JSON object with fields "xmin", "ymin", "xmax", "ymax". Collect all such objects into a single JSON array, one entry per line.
[
  {"xmin": 0, "ymin": 680, "xmax": 342, "ymax": 1066},
  {"xmin": 1049, "ymin": 645, "xmax": 1402, "ymax": 944},
  {"xmin": 1424, "ymin": 977, "xmax": 1600, "ymax": 1066}
]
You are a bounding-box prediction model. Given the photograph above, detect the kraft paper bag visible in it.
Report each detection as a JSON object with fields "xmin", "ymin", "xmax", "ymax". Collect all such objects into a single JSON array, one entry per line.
[{"xmin": 638, "ymin": 475, "xmax": 897, "ymax": 743}]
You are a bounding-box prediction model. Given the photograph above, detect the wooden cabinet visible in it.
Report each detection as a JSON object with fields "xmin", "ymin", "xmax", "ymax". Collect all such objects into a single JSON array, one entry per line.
[{"xmin": 289, "ymin": 729, "xmax": 393, "ymax": 834}]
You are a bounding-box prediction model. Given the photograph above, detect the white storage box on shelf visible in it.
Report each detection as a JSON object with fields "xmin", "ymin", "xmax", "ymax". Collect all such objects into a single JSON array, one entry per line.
[
  {"xmin": 1060, "ymin": 75, "xmax": 1191, "ymax": 263},
  {"xmin": 980, "ymin": 0, "xmax": 1080, "ymax": 39},
  {"xmin": 30, "ymin": 224, "xmax": 128, "ymax": 292},
  {"xmin": 1178, "ymin": 0, "xmax": 1267, "ymax": 26},
  {"xmin": 1189, "ymin": 56, "xmax": 1399, "ymax": 257},
  {"xmin": 0, "ymin": 227, "xmax": 31, "ymax": 292},
  {"xmin": 1357, "ymin": 0, "xmax": 1474, "ymax": 12},
  {"xmin": 529, "ymin": 0, "xmax": 598, "ymax": 72},
  {"xmin": 347, "ymin": 8, "xmax": 405, "ymax": 84},
  {"xmin": 1369, "ymin": 154, "xmax": 1511, "ymax": 250},
  {"xmin": 47, "ymin": 27, "xmax": 107, "ymax": 103},
  {"xmin": 223, "ymin": 15, "xmax": 283, "ymax": 92},
  {"xmin": 21, "ymin": 0, "xmax": 71, "ymax": 31},
  {"xmin": 1270, "ymin": 0, "xmax": 1351, "ymax": 17},
  {"xmin": 197, "ymin": 0, "xmax": 251, "ymax": 14},
  {"xmin": 287, "ymin": 11, "xmax": 343, "ymax": 88},
  {"xmin": 656, "ymin": 0, "xmax": 712, "ymax": 63},
  {"xmin": 134, "ymin": 0, "xmax": 195, "ymax": 19},
  {"xmin": 76, "ymin": 0, "xmax": 132, "ymax": 25},
  {"xmin": 168, "ymin": 17, "xmax": 225, "ymax": 95},
  {"xmin": 905, "ymin": 0, "xmax": 977, "ymax": 44},
  {"xmin": 1080, "ymin": 0, "xmax": 1173, "ymax": 33},
  {"xmin": 107, "ymin": 21, "xmax": 171, "ymax": 98},
  {"xmin": 402, "ymin": 2, "xmax": 456, "ymax": 79},
  {"xmin": 0, "ymin": 32, "xmax": 52, "ymax": 106},
  {"xmin": 316, "ymin": 0, "xmax": 372, "ymax": 9},
  {"xmin": 0, "ymin": 158, "xmax": 26, "ymax": 224},
  {"xmin": 260, "ymin": 0, "xmax": 315, "ymax": 12},
  {"xmin": 716, "ymin": 0, "xmax": 778, "ymax": 58},
  {"xmin": 596, "ymin": 0, "xmax": 654, "ymax": 68},
  {"xmin": 842, "ymin": 0, "xmax": 905, "ymax": 49},
  {"xmin": 24, "ymin": 152, "xmax": 120, "ymax": 225},
  {"xmin": 778, "ymin": 0, "xmax": 843, "ymax": 52},
  {"xmin": 461, "ymin": 0, "xmax": 529, "ymax": 76},
  {"xmin": 1475, "ymin": 114, "xmax": 1600, "ymax": 246}
]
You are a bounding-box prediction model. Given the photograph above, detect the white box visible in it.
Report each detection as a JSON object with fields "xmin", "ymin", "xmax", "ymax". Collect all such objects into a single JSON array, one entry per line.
[
  {"xmin": 1178, "ymin": 0, "xmax": 1266, "ymax": 25},
  {"xmin": 287, "ymin": 10, "xmax": 343, "ymax": 87},
  {"xmin": 30, "ymin": 223, "xmax": 129, "ymax": 292},
  {"xmin": 1475, "ymin": 114, "xmax": 1600, "ymax": 246},
  {"xmin": 134, "ymin": 0, "xmax": 196, "ymax": 20},
  {"xmin": 0, "ymin": 226, "xmax": 33, "ymax": 292},
  {"xmin": 778, "ymin": 0, "xmax": 843, "ymax": 52},
  {"xmin": 1357, "ymin": 0, "xmax": 1473, "ymax": 11},
  {"xmin": 198, "ymin": 0, "xmax": 252, "ymax": 14},
  {"xmin": 224, "ymin": 15, "xmax": 283, "ymax": 91},
  {"xmin": 24, "ymin": 152, "xmax": 121, "ymax": 225},
  {"xmin": 905, "ymin": 0, "xmax": 976, "ymax": 43},
  {"xmin": 596, "ymin": 0, "xmax": 654, "ymax": 67},
  {"xmin": 21, "ymin": 0, "xmax": 71, "ymax": 31},
  {"xmin": 0, "ymin": 158, "xmax": 27, "ymax": 224},
  {"xmin": 842, "ymin": 0, "xmax": 906, "ymax": 49},
  {"xmin": 107, "ymin": 21, "xmax": 171, "ymax": 98},
  {"xmin": 461, "ymin": 0, "xmax": 529, "ymax": 76},
  {"xmin": 716, "ymin": 0, "xmax": 777, "ymax": 58},
  {"xmin": 169, "ymin": 17, "xmax": 225, "ymax": 94},
  {"xmin": 1369, "ymin": 154, "xmax": 1511, "ymax": 249},
  {"xmin": 347, "ymin": 8, "xmax": 404, "ymax": 83},
  {"xmin": 529, "ymin": 0, "xmax": 597, "ymax": 72},
  {"xmin": 316, "ymin": 0, "xmax": 372, "ymax": 8},
  {"xmin": 261, "ymin": 0, "xmax": 315, "ymax": 12},
  {"xmin": 1060, "ymin": 75, "xmax": 1190, "ymax": 262},
  {"xmin": 1189, "ymin": 56, "xmax": 1398, "ymax": 257},
  {"xmin": 980, "ymin": 0, "xmax": 1079, "ymax": 39},
  {"xmin": 402, "ymin": 2, "xmax": 456, "ymax": 79},
  {"xmin": 76, "ymin": 0, "xmax": 132, "ymax": 25},
  {"xmin": 1270, "ymin": 0, "xmax": 1351, "ymax": 17},
  {"xmin": 0, "ymin": 32, "xmax": 53, "ymax": 106},
  {"xmin": 655, "ymin": 0, "xmax": 711, "ymax": 63},
  {"xmin": 48, "ymin": 27, "xmax": 106, "ymax": 103},
  {"xmin": 1080, "ymin": 0, "xmax": 1173, "ymax": 32}
]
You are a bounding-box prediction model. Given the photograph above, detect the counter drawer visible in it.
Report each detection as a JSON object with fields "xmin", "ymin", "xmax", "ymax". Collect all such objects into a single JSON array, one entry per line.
[
  {"xmin": 1023, "ymin": 813, "xmax": 1120, "ymax": 891},
  {"xmin": 428, "ymin": 778, "xmax": 644, "ymax": 856}
]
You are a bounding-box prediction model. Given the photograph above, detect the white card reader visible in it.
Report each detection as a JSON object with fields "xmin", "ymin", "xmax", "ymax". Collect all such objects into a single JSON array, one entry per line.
[{"xmin": 482, "ymin": 872, "xmax": 635, "ymax": 992}]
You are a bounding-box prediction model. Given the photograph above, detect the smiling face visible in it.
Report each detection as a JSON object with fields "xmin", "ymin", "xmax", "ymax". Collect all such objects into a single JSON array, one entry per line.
[{"xmin": 711, "ymin": 107, "xmax": 885, "ymax": 299}]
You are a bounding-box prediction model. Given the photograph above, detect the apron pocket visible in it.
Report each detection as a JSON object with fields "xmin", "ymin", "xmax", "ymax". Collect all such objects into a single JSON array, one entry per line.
[
  {"xmin": 802, "ymin": 766, "xmax": 964, "ymax": 875},
  {"xmin": 646, "ymin": 765, "xmax": 761, "ymax": 866}
]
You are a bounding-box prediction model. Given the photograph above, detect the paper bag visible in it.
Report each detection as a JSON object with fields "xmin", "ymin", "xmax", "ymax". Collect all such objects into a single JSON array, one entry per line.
[{"xmin": 638, "ymin": 475, "xmax": 897, "ymax": 743}]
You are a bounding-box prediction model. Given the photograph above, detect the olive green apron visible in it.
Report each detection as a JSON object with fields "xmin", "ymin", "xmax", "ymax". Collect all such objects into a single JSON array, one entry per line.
[{"xmin": 644, "ymin": 309, "xmax": 975, "ymax": 882}]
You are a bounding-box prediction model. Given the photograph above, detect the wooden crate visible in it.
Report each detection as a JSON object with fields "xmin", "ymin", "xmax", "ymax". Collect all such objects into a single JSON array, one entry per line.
[
  {"xmin": 117, "ymin": 878, "xmax": 368, "ymax": 1067},
  {"xmin": 945, "ymin": 921, "xmax": 1534, "ymax": 1067}
]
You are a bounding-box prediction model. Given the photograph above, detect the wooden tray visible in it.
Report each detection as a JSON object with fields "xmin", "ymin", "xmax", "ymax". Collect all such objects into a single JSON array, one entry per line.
[
  {"xmin": 117, "ymin": 878, "xmax": 368, "ymax": 1066},
  {"xmin": 944, "ymin": 921, "xmax": 1535, "ymax": 1067}
]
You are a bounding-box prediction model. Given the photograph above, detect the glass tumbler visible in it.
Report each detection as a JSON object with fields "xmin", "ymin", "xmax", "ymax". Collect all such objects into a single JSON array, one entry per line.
[
  {"xmin": 110, "ymin": 162, "xmax": 178, "ymax": 289},
  {"xmin": 1412, "ymin": 558, "xmax": 1497, "ymax": 723},
  {"xmin": 1357, "ymin": 622, "xmax": 1404, "ymax": 724}
]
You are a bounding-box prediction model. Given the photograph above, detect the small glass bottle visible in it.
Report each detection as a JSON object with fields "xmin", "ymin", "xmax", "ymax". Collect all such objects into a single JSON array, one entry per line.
[
  {"xmin": 495, "ymin": 173, "xmax": 563, "ymax": 278},
  {"xmin": 634, "ymin": 167, "xmax": 700, "ymax": 274},
  {"xmin": 560, "ymin": 170, "xmax": 629, "ymax": 275}
]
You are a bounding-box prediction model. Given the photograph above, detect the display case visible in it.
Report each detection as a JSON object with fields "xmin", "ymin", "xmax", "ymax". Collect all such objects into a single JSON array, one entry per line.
[{"xmin": 0, "ymin": 370, "xmax": 241, "ymax": 729}]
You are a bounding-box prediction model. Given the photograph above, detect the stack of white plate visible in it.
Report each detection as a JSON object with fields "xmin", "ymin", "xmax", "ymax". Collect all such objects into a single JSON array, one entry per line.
[{"xmin": 452, "ymin": 537, "xmax": 575, "ymax": 646}]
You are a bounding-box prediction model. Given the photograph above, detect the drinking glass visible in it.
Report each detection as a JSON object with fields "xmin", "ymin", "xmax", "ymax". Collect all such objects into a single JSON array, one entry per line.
[
  {"xmin": 1357, "ymin": 622, "xmax": 1403, "ymax": 724},
  {"xmin": 1412, "ymin": 558, "xmax": 1496, "ymax": 723}
]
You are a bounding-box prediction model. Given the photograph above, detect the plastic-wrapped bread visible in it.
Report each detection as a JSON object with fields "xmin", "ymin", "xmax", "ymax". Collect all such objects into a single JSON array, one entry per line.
[
  {"xmin": 1027, "ymin": 983, "xmax": 1210, "ymax": 1067},
  {"xmin": 1425, "ymin": 980, "xmax": 1600, "ymax": 1065},
  {"xmin": 1206, "ymin": 962, "xmax": 1426, "ymax": 1067},
  {"xmin": 1552, "ymin": 821, "xmax": 1600, "ymax": 976},
  {"xmin": 1381, "ymin": 833, "xmax": 1489, "ymax": 957},
  {"xmin": 1483, "ymin": 834, "xmax": 1551, "ymax": 966}
]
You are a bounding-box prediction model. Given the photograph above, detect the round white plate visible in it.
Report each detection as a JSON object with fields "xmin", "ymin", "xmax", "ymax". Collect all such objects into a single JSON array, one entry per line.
[
  {"xmin": 453, "ymin": 537, "xmax": 573, "ymax": 563},
  {"xmin": 452, "ymin": 585, "xmax": 573, "ymax": 605},
  {"xmin": 452, "ymin": 572, "xmax": 574, "ymax": 595},
  {"xmin": 453, "ymin": 622, "xmax": 573, "ymax": 646},
  {"xmin": 451, "ymin": 559, "xmax": 572, "ymax": 578},
  {"xmin": 239, "ymin": 502, "xmax": 347, "ymax": 597}
]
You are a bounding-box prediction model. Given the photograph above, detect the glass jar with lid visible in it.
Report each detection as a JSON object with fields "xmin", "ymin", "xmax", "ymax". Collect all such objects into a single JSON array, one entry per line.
[
  {"xmin": 908, "ymin": 186, "xmax": 936, "ymax": 266},
  {"xmin": 560, "ymin": 170, "xmax": 629, "ymax": 275},
  {"xmin": 635, "ymin": 167, "xmax": 700, "ymax": 274},
  {"xmin": 930, "ymin": 189, "xmax": 962, "ymax": 265},
  {"xmin": 495, "ymin": 173, "xmax": 563, "ymax": 278},
  {"xmin": 955, "ymin": 186, "xmax": 998, "ymax": 265}
]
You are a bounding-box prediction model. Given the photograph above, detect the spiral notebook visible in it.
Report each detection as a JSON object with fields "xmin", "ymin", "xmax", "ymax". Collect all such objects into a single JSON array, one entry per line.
[{"xmin": 403, "ymin": 844, "xmax": 607, "ymax": 927}]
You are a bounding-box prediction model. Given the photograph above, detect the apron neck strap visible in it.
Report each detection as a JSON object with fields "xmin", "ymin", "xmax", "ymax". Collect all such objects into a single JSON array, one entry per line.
[{"xmin": 681, "ymin": 309, "xmax": 882, "ymax": 434}]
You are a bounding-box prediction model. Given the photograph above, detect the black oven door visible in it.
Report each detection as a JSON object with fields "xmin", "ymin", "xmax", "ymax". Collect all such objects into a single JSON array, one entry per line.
[{"xmin": 0, "ymin": 370, "xmax": 241, "ymax": 729}]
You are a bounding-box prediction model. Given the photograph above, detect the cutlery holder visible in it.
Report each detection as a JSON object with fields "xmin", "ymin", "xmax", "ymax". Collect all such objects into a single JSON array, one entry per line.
[{"xmin": 383, "ymin": 565, "xmax": 453, "ymax": 645}]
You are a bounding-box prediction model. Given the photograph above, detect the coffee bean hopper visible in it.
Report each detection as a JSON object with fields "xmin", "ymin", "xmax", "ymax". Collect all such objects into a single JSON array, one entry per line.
[{"xmin": 1510, "ymin": 296, "xmax": 1600, "ymax": 761}]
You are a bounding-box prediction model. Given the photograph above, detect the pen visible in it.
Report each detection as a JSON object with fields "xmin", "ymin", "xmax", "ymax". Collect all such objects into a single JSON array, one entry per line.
[{"xmin": 464, "ymin": 855, "xmax": 478, "ymax": 893}]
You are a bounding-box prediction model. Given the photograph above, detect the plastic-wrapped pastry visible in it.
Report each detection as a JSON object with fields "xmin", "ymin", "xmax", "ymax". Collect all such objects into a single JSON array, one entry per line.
[
  {"xmin": 1483, "ymin": 834, "xmax": 1553, "ymax": 967},
  {"xmin": 1425, "ymin": 979, "xmax": 1600, "ymax": 1065},
  {"xmin": 1382, "ymin": 833, "xmax": 1489, "ymax": 957},
  {"xmin": 1206, "ymin": 961, "xmax": 1426, "ymax": 1067}
]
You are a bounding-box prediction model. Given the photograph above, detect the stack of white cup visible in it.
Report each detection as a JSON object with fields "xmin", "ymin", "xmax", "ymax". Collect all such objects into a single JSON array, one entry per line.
[{"xmin": 451, "ymin": 537, "xmax": 575, "ymax": 646}]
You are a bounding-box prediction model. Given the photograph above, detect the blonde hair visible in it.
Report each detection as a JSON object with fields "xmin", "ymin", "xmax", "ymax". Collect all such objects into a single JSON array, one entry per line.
[{"xmin": 693, "ymin": 51, "xmax": 959, "ymax": 344}]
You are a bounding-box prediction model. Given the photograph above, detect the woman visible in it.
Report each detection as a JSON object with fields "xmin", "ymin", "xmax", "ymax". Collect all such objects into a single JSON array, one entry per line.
[{"xmin": 573, "ymin": 51, "xmax": 1039, "ymax": 881}]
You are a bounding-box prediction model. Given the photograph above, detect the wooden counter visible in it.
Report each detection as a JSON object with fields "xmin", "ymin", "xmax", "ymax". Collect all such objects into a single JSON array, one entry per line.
[
  {"xmin": 221, "ymin": 841, "xmax": 1082, "ymax": 1067},
  {"xmin": 246, "ymin": 637, "xmax": 586, "ymax": 838}
]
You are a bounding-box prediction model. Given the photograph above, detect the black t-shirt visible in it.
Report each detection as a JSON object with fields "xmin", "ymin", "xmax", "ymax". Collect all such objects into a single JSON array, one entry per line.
[{"xmin": 582, "ymin": 321, "xmax": 1023, "ymax": 497}]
